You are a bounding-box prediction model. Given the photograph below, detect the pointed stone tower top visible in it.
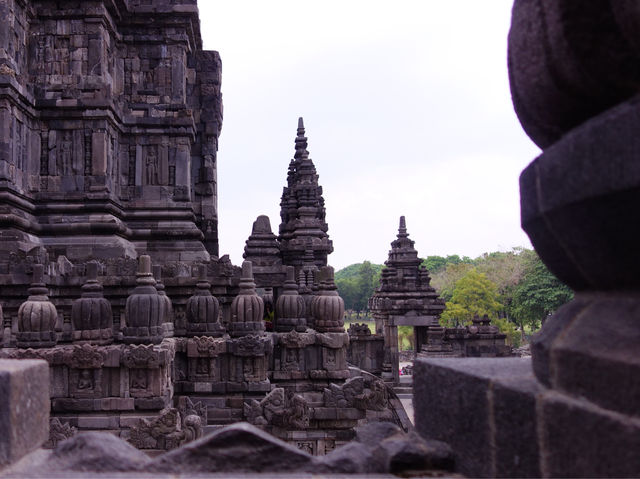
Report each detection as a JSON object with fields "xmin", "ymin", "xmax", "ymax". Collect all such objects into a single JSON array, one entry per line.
[
  {"xmin": 398, "ymin": 216, "xmax": 408, "ymax": 238},
  {"xmin": 295, "ymin": 117, "xmax": 309, "ymax": 160}
]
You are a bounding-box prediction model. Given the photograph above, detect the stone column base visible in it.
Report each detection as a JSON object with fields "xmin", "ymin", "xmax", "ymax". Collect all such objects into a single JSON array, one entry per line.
[{"xmin": 414, "ymin": 357, "xmax": 640, "ymax": 478}]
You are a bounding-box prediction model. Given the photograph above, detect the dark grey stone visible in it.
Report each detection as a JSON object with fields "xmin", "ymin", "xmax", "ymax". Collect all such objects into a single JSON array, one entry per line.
[
  {"xmin": 317, "ymin": 442, "xmax": 374, "ymax": 474},
  {"xmin": 508, "ymin": 0, "xmax": 640, "ymax": 148},
  {"xmin": 0, "ymin": 360, "xmax": 49, "ymax": 467},
  {"xmin": 414, "ymin": 357, "xmax": 539, "ymax": 478},
  {"xmin": 354, "ymin": 421, "xmax": 402, "ymax": 447},
  {"xmin": 520, "ymin": 95, "xmax": 640, "ymax": 291},
  {"xmin": 149, "ymin": 423, "xmax": 318, "ymax": 473},
  {"xmin": 48, "ymin": 432, "xmax": 151, "ymax": 472},
  {"xmin": 382, "ymin": 431, "xmax": 454, "ymax": 475},
  {"xmin": 541, "ymin": 391, "xmax": 640, "ymax": 478}
]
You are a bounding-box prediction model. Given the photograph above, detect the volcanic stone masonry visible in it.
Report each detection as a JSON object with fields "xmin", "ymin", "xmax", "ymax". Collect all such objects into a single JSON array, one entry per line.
[{"xmin": 0, "ymin": 0, "xmax": 404, "ymax": 459}]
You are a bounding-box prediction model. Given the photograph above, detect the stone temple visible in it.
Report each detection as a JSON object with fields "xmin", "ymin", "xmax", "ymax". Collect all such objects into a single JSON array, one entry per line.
[
  {"xmin": 0, "ymin": 0, "xmax": 407, "ymax": 462},
  {"xmin": 1, "ymin": 0, "xmax": 639, "ymax": 477}
]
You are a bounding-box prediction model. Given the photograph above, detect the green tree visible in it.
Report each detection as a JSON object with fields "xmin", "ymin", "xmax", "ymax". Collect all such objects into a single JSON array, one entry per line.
[
  {"xmin": 510, "ymin": 251, "xmax": 573, "ymax": 331},
  {"xmin": 335, "ymin": 261, "xmax": 383, "ymax": 315},
  {"xmin": 431, "ymin": 262, "xmax": 475, "ymax": 302},
  {"xmin": 440, "ymin": 268, "xmax": 503, "ymax": 327}
]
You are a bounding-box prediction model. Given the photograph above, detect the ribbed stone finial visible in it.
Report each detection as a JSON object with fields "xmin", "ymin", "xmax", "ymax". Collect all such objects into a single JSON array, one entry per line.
[
  {"xmin": 275, "ymin": 266, "xmax": 306, "ymax": 332},
  {"xmin": 186, "ymin": 264, "xmax": 223, "ymax": 337},
  {"xmin": 238, "ymin": 260, "xmax": 257, "ymax": 295},
  {"xmin": 313, "ymin": 266, "xmax": 345, "ymax": 333},
  {"xmin": 123, "ymin": 255, "xmax": 164, "ymax": 344},
  {"xmin": 153, "ymin": 264, "xmax": 174, "ymax": 338},
  {"xmin": 17, "ymin": 264, "xmax": 58, "ymax": 348},
  {"xmin": 71, "ymin": 261, "xmax": 113, "ymax": 345},
  {"xmin": 230, "ymin": 260, "xmax": 264, "ymax": 337}
]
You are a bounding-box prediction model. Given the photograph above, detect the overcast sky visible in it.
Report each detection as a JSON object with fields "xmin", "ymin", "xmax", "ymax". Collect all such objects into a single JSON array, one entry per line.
[{"xmin": 198, "ymin": 1, "xmax": 541, "ymax": 270}]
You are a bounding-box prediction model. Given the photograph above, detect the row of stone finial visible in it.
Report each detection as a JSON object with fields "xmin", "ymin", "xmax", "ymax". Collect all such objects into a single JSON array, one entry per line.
[{"xmin": 8, "ymin": 256, "xmax": 345, "ymax": 349}]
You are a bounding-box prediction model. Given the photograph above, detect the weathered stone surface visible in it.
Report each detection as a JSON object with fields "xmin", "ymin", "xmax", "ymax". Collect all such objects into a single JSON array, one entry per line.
[
  {"xmin": 16, "ymin": 265, "xmax": 58, "ymax": 348},
  {"xmin": 48, "ymin": 432, "xmax": 151, "ymax": 472},
  {"xmin": 317, "ymin": 441, "xmax": 375, "ymax": 474},
  {"xmin": 369, "ymin": 217, "xmax": 447, "ymax": 383},
  {"xmin": 123, "ymin": 255, "xmax": 164, "ymax": 344},
  {"xmin": 312, "ymin": 266, "xmax": 345, "ymax": 333},
  {"xmin": 229, "ymin": 261, "xmax": 265, "ymax": 337},
  {"xmin": 71, "ymin": 261, "xmax": 113, "ymax": 345},
  {"xmin": 414, "ymin": 357, "xmax": 541, "ymax": 478},
  {"xmin": 520, "ymin": 95, "xmax": 640, "ymax": 292},
  {"xmin": 275, "ymin": 266, "xmax": 306, "ymax": 332},
  {"xmin": 508, "ymin": 0, "xmax": 640, "ymax": 148},
  {"xmin": 149, "ymin": 422, "xmax": 318, "ymax": 473},
  {"xmin": 0, "ymin": 360, "xmax": 50, "ymax": 467},
  {"xmin": 186, "ymin": 265, "xmax": 223, "ymax": 337},
  {"xmin": 279, "ymin": 118, "xmax": 333, "ymax": 274},
  {"xmin": 540, "ymin": 390, "xmax": 640, "ymax": 478}
]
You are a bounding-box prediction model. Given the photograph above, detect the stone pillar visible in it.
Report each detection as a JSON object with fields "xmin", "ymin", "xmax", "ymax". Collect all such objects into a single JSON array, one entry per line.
[
  {"xmin": 71, "ymin": 261, "xmax": 113, "ymax": 345},
  {"xmin": 123, "ymin": 255, "xmax": 164, "ymax": 344},
  {"xmin": 16, "ymin": 264, "xmax": 58, "ymax": 348}
]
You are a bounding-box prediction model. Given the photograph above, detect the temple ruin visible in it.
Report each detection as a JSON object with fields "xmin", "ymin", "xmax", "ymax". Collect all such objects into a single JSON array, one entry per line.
[
  {"xmin": 1, "ymin": 0, "xmax": 639, "ymax": 477},
  {"xmin": 0, "ymin": 0, "xmax": 402, "ymax": 459}
]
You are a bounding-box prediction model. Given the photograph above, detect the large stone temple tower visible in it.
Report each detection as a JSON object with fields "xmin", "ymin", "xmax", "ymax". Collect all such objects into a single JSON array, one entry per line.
[
  {"xmin": 278, "ymin": 118, "xmax": 333, "ymax": 275},
  {"xmin": 0, "ymin": 0, "xmax": 222, "ymax": 272}
]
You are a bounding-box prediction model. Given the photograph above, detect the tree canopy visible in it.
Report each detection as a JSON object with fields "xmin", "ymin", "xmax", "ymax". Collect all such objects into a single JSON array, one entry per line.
[{"xmin": 335, "ymin": 247, "xmax": 573, "ymax": 337}]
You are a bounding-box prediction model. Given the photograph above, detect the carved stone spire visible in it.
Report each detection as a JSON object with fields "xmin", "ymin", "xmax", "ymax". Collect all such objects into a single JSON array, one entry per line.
[
  {"xmin": 279, "ymin": 117, "xmax": 333, "ymax": 274},
  {"xmin": 371, "ymin": 216, "xmax": 444, "ymax": 316}
]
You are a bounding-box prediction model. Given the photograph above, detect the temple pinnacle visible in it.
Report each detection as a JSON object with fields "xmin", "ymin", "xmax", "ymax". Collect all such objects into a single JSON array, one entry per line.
[
  {"xmin": 294, "ymin": 117, "xmax": 309, "ymax": 160},
  {"xmin": 398, "ymin": 216, "xmax": 408, "ymax": 237}
]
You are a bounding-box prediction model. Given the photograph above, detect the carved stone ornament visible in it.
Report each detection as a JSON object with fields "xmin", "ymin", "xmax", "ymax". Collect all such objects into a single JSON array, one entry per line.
[
  {"xmin": 17, "ymin": 264, "xmax": 58, "ymax": 348},
  {"xmin": 123, "ymin": 255, "xmax": 164, "ymax": 344},
  {"xmin": 66, "ymin": 343, "xmax": 105, "ymax": 369},
  {"xmin": 71, "ymin": 261, "xmax": 113, "ymax": 345},
  {"xmin": 323, "ymin": 375, "xmax": 388, "ymax": 412},
  {"xmin": 229, "ymin": 261, "xmax": 264, "ymax": 337},
  {"xmin": 128, "ymin": 408, "xmax": 189, "ymax": 451},
  {"xmin": 244, "ymin": 387, "xmax": 310, "ymax": 430},
  {"xmin": 154, "ymin": 264, "xmax": 174, "ymax": 338},
  {"xmin": 275, "ymin": 266, "xmax": 306, "ymax": 332},
  {"xmin": 231, "ymin": 334, "xmax": 264, "ymax": 357},
  {"xmin": 44, "ymin": 418, "xmax": 77, "ymax": 449},
  {"xmin": 313, "ymin": 266, "xmax": 345, "ymax": 333},
  {"xmin": 278, "ymin": 329, "xmax": 316, "ymax": 349},
  {"xmin": 186, "ymin": 264, "xmax": 224, "ymax": 337},
  {"xmin": 122, "ymin": 344, "xmax": 161, "ymax": 369}
]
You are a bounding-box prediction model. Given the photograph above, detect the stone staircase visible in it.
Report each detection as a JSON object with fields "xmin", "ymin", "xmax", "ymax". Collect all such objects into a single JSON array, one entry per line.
[
  {"xmin": 394, "ymin": 375, "xmax": 414, "ymax": 424},
  {"xmin": 394, "ymin": 375, "xmax": 413, "ymax": 399}
]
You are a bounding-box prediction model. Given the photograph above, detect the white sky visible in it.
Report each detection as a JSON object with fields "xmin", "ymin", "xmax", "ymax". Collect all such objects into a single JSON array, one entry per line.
[{"xmin": 198, "ymin": 1, "xmax": 541, "ymax": 270}]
